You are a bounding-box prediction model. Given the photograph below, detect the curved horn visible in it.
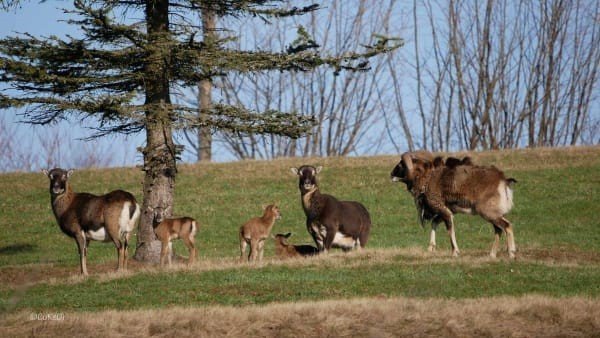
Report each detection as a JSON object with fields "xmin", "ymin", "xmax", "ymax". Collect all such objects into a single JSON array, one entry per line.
[{"xmin": 401, "ymin": 152, "xmax": 415, "ymax": 180}]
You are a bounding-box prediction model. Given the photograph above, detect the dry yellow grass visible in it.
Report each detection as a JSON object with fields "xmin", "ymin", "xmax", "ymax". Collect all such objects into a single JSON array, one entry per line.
[{"xmin": 3, "ymin": 295, "xmax": 599, "ymax": 337}]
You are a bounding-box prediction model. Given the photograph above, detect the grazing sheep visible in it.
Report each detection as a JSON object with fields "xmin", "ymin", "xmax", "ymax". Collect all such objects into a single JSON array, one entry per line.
[
  {"xmin": 43, "ymin": 168, "xmax": 140, "ymax": 275},
  {"xmin": 272, "ymin": 233, "xmax": 319, "ymax": 258},
  {"xmin": 391, "ymin": 152, "xmax": 517, "ymax": 258},
  {"xmin": 291, "ymin": 165, "xmax": 371, "ymax": 253},
  {"xmin": 239, "ymin": 204, "xmax": 281, "ymax": 262},
  {"xmin": 152, "ymin": 206, "xmax": 198, "ymax": 266}
]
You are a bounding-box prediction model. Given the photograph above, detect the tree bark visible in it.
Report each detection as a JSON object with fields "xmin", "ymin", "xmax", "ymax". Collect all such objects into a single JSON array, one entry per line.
[{"xmin": 134, "ymin": 0, "xmax": 177, "ymax": 263}]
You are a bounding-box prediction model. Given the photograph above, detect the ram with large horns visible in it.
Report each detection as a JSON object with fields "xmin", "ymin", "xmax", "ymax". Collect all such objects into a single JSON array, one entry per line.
[{"xmin": 391, "ymin": 151, "xmax": 517, "ymax": 258}]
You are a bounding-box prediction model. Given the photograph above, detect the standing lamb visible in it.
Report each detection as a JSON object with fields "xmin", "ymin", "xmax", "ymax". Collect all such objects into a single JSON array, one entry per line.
[
  {"xmin": 291, "ymin": 165, "xmax": 372, "ymax": 253},
  {"xmin": 152, "ymin": 206, "xmax": 198, "ymax": 266},
  {"xmin": 239, "ymin": 204, "xmax": 281, "ymax": 262},
  {"xmin": 43, "ymin": 168, "xmax": 140, "ymax": 275}
]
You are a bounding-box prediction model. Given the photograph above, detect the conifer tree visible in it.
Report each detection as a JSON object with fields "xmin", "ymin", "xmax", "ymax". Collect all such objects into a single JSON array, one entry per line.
[{"xmin": 0, "ymin": 0, "xmax": 400, "ymax": 262}]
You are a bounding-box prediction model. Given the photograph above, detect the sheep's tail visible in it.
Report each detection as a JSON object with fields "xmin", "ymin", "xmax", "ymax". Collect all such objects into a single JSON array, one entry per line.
[{"xmin": 502, "ymin": 178, "xmax": 517, "ymax": 214}]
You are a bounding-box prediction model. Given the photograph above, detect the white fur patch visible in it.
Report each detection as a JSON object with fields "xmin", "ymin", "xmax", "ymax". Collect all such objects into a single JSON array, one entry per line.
[
  {"xmin": 497, "ymin": 182, "xmax": 514, "ymax": 215},
  {"xmin": 332, "ymin": 231, "xmax": 358, "ymax": 249},
  {"xmin": 85, "ymin": 228, "xmax": 110, "ymax": 242},
  {"xmin": 119, "ymin": 202, "xmax": 138, "ymax": 235}
]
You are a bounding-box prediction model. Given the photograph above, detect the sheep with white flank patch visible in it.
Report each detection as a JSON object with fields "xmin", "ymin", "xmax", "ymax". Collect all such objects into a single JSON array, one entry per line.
[
  {"xmin": 239, "ymin": 204, "xmax": 281, "ymax": 262},
  {"xmin": 43, "ymin": 168, "xmax": 140, "ymax": 275},
  {"xmin": 391, "ymin": 151, "xmax": 517, "ymax": 258},
  {"xmin": 291, "ymin": 165, "xmax": 372, "ymax": 253}
]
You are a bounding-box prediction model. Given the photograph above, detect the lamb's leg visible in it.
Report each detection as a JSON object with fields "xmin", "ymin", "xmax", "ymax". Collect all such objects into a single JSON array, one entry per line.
[
  {"xmin": 167, "ymin": 242, "xmax": 173, "ymax": 265},
  {"xmin": 249, "ymin": 239, "xmax": 259, "ymax": 262},
  {"xmin": 183, "ymin": 235, "xmax": 197, "ymax": 264},
  {"xmin": 257, "ymin": 240, "xmax": 265, "ymax": 261},
  {"xmin": 160, "ymin": 240, "xmax": 169, "ymax": 266},
  {"xmin": 239, "ymin": 235, "xmax": 248, "ymax": 261}
]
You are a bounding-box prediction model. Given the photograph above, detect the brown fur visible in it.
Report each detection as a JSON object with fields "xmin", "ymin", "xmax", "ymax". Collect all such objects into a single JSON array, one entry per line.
[
  {"xmin": 153, "ymin": 207, "xmax": 198, "ymax": 266},
  {"xmin": 42, "ymin": 168, "xmax": 140, "ymax": 275},
  {"xmin": 391, "ymin": 152, "xmax": 517, "ymax": 258},
  {"xmin": 272, "ymin": 233, "xmax": 319, "ymax": 258},
  {"xmin": 291, "ymin": 165, "xmax": 372, "ymax": 253},
  {"xmin": 239, "ymin": 204, "xmax": 281, "ymax": 262}
]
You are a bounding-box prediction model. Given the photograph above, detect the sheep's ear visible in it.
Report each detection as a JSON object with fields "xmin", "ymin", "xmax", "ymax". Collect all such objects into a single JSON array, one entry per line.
[
  {"xmin": 290, "ymin": 167, "xmax": 299, "ymax": 175},
  {"xmin": 67, "ymin": 169, "xmax": 74, "ymax": 178},
  {"xmin": 262, "ymin": 204, "xmax": 268, "ymax": 210},
  {"xmin": 315, "ymin": 166, "xmax": 322, "ymax": 174},
  {"xmin": 42, "ymin": 169, "xmax": 49, "ymax": 177},
  {"xmin": 285, "ymin": 232, "xmax": 292, "ymax": 238}
]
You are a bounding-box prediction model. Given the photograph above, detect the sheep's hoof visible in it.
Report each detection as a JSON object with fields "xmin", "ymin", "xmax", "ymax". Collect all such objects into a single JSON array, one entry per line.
[
  {"xmin": 427, "ymin": 244, "xmax": 436, "ymax": 252},
  {"xmin": 509, "ymin": 251, "xmax": 516, "ymax": 259},
  {"xmin": 452, "ymin": 250, "xmax": 460, "ymax": 257}
]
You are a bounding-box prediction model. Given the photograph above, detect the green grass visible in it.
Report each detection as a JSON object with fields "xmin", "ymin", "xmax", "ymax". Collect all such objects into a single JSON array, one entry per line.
[{"xmin": 1, "ymin": 146, "xmax": 599, "ymax": 314}]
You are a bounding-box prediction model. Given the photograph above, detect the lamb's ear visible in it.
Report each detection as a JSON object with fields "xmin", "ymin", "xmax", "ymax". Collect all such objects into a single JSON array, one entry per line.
[
  {"xmin": 315, "ymin": 166, "xmax": 322, "ymax": 174},
  {"xmin": 285, "ymin": 232, "xmax": 292, "ymax": 238},
  {"xmin": 290, "ymin": 167, "xmax": 299, "ymax": 175},
  {"xmin": 67, "ymin": 169, "xmax": 74, "ymax": 178},
  {"xmin": 262, "ymin": 204, "xmax": 268, "ymax": 210},
  {"xmin": 42, "ymin": 169, "xmax": 49, "ymax": 177}
]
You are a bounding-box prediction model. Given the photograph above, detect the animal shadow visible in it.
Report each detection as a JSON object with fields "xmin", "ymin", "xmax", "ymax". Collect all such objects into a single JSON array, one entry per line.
[{"xmin": 0, "ymin": 243, "xmax": 37, "ymax": 255}]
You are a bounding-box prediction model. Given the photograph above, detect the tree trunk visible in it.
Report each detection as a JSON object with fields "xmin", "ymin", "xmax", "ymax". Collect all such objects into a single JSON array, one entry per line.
[
  {"xmin": 134, "ymin": 0, "xmax": 176, "ymax": 263},
  {"xmin": 198, "ymin": 3, "xmax": 216, "ymax": 162}
]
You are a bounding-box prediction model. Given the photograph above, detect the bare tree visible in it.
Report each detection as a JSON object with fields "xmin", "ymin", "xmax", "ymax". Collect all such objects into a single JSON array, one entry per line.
[
  {"xmin": 211, "ymin": 0, "xmax": 402, "ymax": 160},
  {"xmin": 404, "ymin": 0, "xmax": 599, "ymax": 151}
]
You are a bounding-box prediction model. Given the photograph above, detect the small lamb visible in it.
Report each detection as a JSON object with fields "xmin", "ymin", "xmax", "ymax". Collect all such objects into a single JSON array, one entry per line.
[{"xmin": 239, "ymin": 204, "xmax": 281, "ymax": 262}]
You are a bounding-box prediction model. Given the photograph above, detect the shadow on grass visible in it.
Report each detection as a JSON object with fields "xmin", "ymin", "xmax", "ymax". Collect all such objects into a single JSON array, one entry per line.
[{"xmin": 0, "ymin": 243, "xmax": 37, "ymax": 255}]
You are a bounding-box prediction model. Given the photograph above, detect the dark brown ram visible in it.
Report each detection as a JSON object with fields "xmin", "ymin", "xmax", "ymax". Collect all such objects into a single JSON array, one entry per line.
[
  {"xmin": 391, "ymin": 151, "xmax": 517, "ymax": 258},
  {"xmin": 291, "ymin": 165, "xmax": 371, "ymax": 253}
]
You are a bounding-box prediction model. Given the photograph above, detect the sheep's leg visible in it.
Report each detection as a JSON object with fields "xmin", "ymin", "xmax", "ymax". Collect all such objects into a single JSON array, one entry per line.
[
  {"xmin": 323, "ymin": 226, "xmax": 337, "ymax": 254},
  {"xmin": 307, "ymin": 220, "xmax": 324, "ymax": 252},
  {"xmin": 75, "ymin": 231, "xmax": 88, "ymax": 276},
  {"xmin": 106, "ymin": 222, "xmax": 127, "ymax": 271},
  {"xmin": 122, "ymin": 232, "xmax": 130, "ymax": 270},
  {"xmin": 492, "ymin": 217, "xmax": 516, "ymax": 259},
  {"xmin": 428, "ymin": 218, "xmax": 441, "ymax": 252},
  {"xmin": 440, "ymin": 209, "xmax": 459, "ymax": 257},
  {"xmin": 503, "ymin": 217, "xmax": 517, "ymax": 259},
  {"xmin": 490, "ymin": 224, "xmax": 503, "ymax": 258}
]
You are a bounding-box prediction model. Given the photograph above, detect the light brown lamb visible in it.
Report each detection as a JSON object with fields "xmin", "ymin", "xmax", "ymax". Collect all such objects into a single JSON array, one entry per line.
[
  {"xmin": 239, "ymin": 204, "xmax": 281, "ymax": 262},
  {"xmin": 153, "ymin": 206, "xmax": 198, "ymax": 266},
  {"xmin": 272, "ymin": 233, "xmax": 319, "ymax": 259}
]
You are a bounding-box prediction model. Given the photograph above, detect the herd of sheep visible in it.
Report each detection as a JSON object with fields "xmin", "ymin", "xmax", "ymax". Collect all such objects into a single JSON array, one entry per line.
[{"xmin": 43, "ymin": 150, "xmax": 517, "ymax": 275}]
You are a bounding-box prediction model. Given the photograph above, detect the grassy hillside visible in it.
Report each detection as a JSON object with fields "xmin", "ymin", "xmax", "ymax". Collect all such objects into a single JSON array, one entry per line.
[{"xmin": 1, "ymin": 146, "xmax": 599, "ymax": 336}]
